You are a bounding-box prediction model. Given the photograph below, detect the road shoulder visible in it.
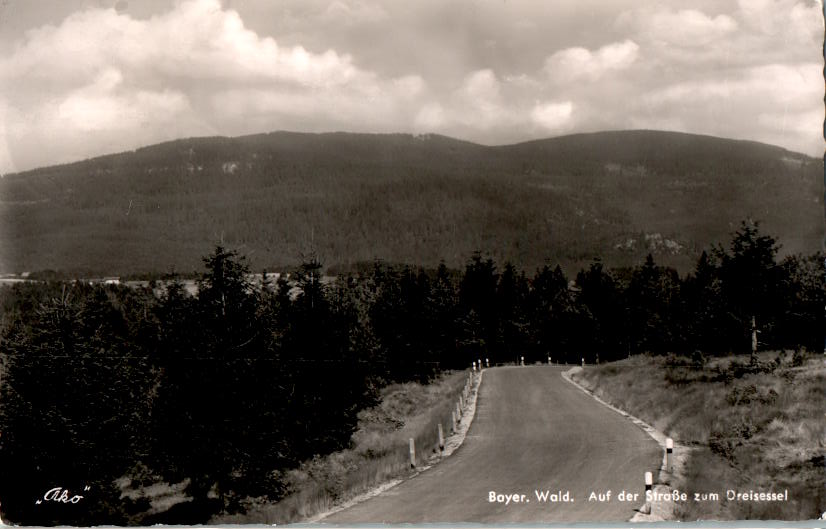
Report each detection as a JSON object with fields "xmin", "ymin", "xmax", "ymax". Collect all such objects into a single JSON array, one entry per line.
[
  {"xmin": 308, "ymin": 369, "xmax": 486, "ymax": 523},
  {"xmin": 562, "ymin": 366, "xmax": 690, "ymax": 522}
]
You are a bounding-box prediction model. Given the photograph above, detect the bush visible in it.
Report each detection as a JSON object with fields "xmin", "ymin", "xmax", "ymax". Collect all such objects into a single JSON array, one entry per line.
[
  {"xmin": 708, "ymin": 430, "xmax": 735, "ymax": 461},
  {"xmin": 691, "ymin": 349, "xmax": 706, "ymax": 368},
  {"xmin": 726, "ymin": 384, "xmax": 758, "ymax": 405}
]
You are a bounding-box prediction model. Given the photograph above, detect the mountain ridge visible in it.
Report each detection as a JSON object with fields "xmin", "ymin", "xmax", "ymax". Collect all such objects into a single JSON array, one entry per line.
[
  {"xmin": 5, "ymin": 129, "xmax": 818, "ymax": 179},
  {"xmin": 1, "ymin": 129, "xmax": 822, "ymax": 276}
]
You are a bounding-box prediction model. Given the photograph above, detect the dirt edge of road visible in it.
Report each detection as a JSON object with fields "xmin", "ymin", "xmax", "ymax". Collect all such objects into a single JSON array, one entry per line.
[
  {"xmin": 308, "ymin": 369, "xmax": 486, "ymax": 523},
  {"xmin": 562, "ymin": 366, "xmax": 690, "ymax": 522}
]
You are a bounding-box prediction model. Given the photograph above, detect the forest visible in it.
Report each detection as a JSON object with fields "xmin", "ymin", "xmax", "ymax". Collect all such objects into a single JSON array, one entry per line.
[
  {"xmin": 2, "ymin": 130, "xmax": 821, "ymax": 276},
  {"xmin": 0, "ymin": 220, "xmax": 823, "ymax": 525}
]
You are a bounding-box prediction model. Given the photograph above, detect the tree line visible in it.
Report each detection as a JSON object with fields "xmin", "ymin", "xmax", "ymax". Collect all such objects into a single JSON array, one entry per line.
[{"xmin": 0, "ymin": 220, "xmax": 822, "ymax": 525}]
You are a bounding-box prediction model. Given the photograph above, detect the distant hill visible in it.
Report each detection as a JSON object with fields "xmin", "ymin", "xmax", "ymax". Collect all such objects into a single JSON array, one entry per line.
[{"xmin": 0, "ymin": 130, "xmax": 822, "ymax": 276}]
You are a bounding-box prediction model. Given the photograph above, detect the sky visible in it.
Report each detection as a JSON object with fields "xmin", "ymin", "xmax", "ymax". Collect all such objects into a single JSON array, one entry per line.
[{"xmin": 0, "ymin": 0, "xmax": 823, "ymax": 174}]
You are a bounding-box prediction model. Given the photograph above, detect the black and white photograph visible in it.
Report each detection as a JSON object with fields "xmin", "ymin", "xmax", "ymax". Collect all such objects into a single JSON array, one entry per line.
[{"xmin": 0, "ymin": 0, "xmax": 823, "ymax": 525}]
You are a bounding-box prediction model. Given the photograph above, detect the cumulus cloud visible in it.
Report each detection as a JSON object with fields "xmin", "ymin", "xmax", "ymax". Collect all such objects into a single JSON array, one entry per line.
[
  {"xmin": 0, "ymin": 0, "xmax": 429, "ymax": 172},
  {"xmin": 544, "ymin": 40, "xmax": 639, "ymax": 83},
  {"xmin": 607, "ymin": 2, "xmax": 823, "ymax": 156},
  {"xmin": 0, "ymin": 0, "xmax": 822, "ymax": 173},
  {"xmin": 56, "ymin": 69, "xmax": 191, "ymax": 132},
  {"xmin": 531, "ymin": 101, "xmax": 574, "ymax": 132},
  {"xmin": 3, "ymin": 0, "xmax": 365, "ymax": 88},
  {"xmin": 455, "ymin": 69, "xmax": 506, "ymax": 129}
]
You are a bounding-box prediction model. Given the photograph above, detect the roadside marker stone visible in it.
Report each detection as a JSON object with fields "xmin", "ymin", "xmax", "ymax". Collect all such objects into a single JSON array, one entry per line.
[
  {"xmin": 641, "ymin": 471, "xmax": 653, "ymax": 514},
  {"xmin": 409, "ymin": 438, "xmax": 416, "ymax": 468}
]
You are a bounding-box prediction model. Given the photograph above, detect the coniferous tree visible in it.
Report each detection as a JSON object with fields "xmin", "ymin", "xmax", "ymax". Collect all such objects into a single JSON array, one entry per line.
[
  {"xmin": 496, "ymin": 263, "xmax": 530, "ymax": 360},
  {"xmin": 529, "ymin": 265, "xmax": 578, "ymax": 360},
  {"xmin": 626, "ymin": 255, "xmax": 682, "ymax": 355},
  {"xmin": 425, "ymin": 262, "xmax": 460, "ymax": 368},
  {"xmin": 458, "ymin": 254, "xmax": 499, "ymax": 362},
  {"xmin": 777, "ymin": 253, "xmax": 825, "ymax": 352},
  {"xmin": 575, "ymin": 260, "xmax": 623, "ymax": 360},
  {"xmin": 683, "ymin": 250, "xmax": 726, "ymax": 354},
  {"xmin": 715, "ymin": 220, "xmax": 785, "ymax": 354},
  {"xmin": 0, "ymin": 284, "xmax": 154, "ymax": 525}
]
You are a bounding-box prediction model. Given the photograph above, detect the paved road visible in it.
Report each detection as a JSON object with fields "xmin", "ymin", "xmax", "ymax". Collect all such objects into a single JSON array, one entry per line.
[{"xmin": 324, "ymin": 365, "xmax": 662, "ymax": 523}]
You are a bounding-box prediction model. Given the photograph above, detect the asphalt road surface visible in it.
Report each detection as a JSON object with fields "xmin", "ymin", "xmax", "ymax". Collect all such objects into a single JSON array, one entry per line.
[{"xmin": 324, "ymin": 365, "xmax": 662, "ymax": 523}]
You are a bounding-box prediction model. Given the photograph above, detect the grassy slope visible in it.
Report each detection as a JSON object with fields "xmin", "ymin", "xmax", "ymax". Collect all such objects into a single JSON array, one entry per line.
[
  {"xmin": 1, "ymin": 130, "xmax": 821, "ymax": 276},
  {"xmin": 571, "ymin": 352, "xmax": 825, "ymax": 520},
  {"xmin": 213, "ymin": 369, "xmax": 469, "ymax": 524}
]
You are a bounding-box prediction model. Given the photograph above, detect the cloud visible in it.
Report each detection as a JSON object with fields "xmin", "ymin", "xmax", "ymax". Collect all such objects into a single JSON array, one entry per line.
[
  {"xmin": 646, "ymin": 9, "xmax": 737, "ymax": 46},
  {"xmin": 393, "ymin": 75, "xmax": 426, "ymax": 99},
  {"xmin": 0, "ymin": 0, "xmax": 822, "ymax": 173},
  {"xmin": 0, "ymin": 101, "xmax": 15, "ymax": 174},
  {"xmin": 634, "ymin": 61, "xmax": 822, "ymax": 156},
  {"xmin": 619, "ymin": 2, "xmax": 821, "ymax": 67},
  {"xmin": 56, "ymin": 69, "xmax": 190, "ymax": 132},
  {"xmin": 453, "ymin": 69, "xmax": 508, "ymax": 129},
  {"xmin": 414, "ymin": 103, "xmax": 447, "ymax": 131},
  {"xmin": 0, "ymin": 0, "xmax": 425, "ymax": 172},
  {"xmin": 737, "ymin": 0, "xmax": 823, "ymax": 38},
  {"xmin": 544, "ymin": 40, "xmax": 639, "ymax": 83},
  {"xmin": 642, "ymin": 62, "xmax": 821, "ymax": 110},
  {"xmin": 322, "ymin": 1, "xmax": 389, "ymax": 26},
  {"xmin": 531, "ymin": 101, "xmax": 574, "ymax": 132}
]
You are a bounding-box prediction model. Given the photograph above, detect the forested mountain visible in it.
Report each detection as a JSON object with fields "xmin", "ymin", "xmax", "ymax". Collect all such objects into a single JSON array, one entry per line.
[{"xmin": 1, "ymin": 130, "xmax": 821, "ymax": 276}]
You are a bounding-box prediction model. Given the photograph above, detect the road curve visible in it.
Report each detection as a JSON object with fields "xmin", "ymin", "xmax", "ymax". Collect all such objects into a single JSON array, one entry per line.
[{"xmin": 324, "ymin": 365, "xmax": 662, "ymax": 523}]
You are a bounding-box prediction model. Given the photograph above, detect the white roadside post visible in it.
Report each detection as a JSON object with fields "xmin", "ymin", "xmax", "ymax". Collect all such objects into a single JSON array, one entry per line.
[
  {"xmin": 451, "ymin": 410, "xmax": 457, "ymax": 432},
  {"xmin": 472, "ymin": 361, "xmax": 476, "ymax": 372},
  {"xmin": 409, "ymin": 438, "xmax": 416, "ymax": 468},
  {"xmin": 459, "ymin": 394, "xmax": 464, "ymax": 410},
  {"xmin": 642, "ymin": 471, "xmax": 653, "ymax": 514},
  {"xmin": 547, "ymin": 355, "xmax": 551, "ymax": 365},
  {"xmin": 520, "ymin": 356, "xmax": 525, "ymax": 366},
  {"xmin": 477, "ymin": 358, "xmax": 482, "ymax": 371},
  {"xmin": 581, "ymin": 357, "xmax": 585, "ymax": 367},
  {"xmin": 666, "ymin": 438, "xmax": 674, "ymax": 473},
  {"xmin": 438, "ymin": 423, "xmax": 445, "ymax": 454},
  {"xmin": 485, "ymin": 358, "xmax": 489, "ymax": 368}
]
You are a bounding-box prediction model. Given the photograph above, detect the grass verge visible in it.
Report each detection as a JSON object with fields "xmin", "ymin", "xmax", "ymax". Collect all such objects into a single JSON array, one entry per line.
[
  {"xmin": 571, "ymin": 351, "xmax": 825, "ymax": 520},
  {"xmin": 213, "ymin": 369, "xmax": 470, "ymax": 524}
]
